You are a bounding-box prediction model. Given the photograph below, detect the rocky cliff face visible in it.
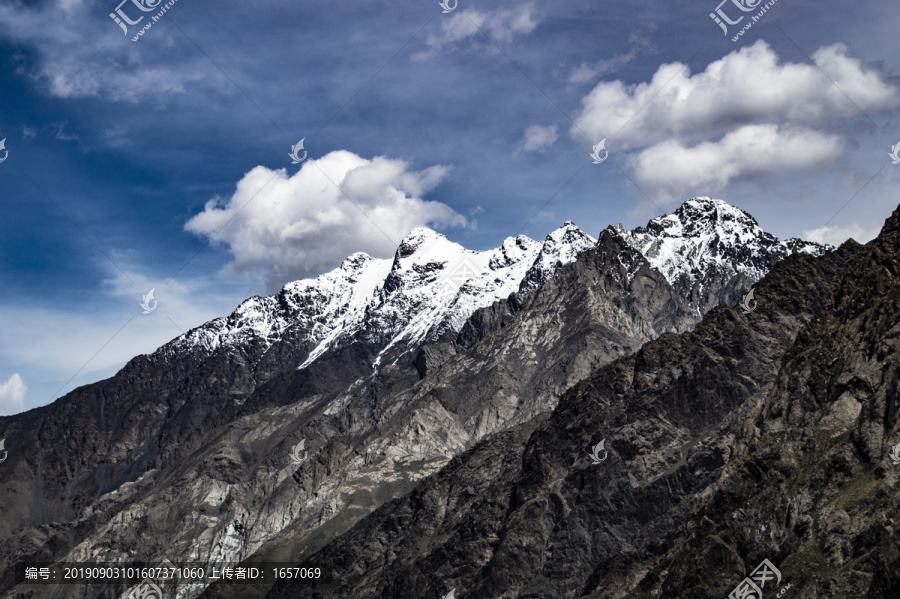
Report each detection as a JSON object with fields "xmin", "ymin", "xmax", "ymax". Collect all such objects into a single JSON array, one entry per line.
[
  {"xmin": 269, "ymin": 207, "xmax": 898, "ymax": 599},
  {"xmin": 0, "ymin": 198, "xmax": 832, "ymax": 599}
]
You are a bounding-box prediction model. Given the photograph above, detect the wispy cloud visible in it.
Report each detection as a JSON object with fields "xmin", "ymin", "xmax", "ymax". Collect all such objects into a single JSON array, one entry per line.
[
  {"xmin": 802, "ymin": 222, "xmax": 882, "ymax": 246},
  {"xmin": 567, "ymin": 24, "xmax": 656, "ymax": 84},
  {"xmin": 0, "ymin": 0, "xmax": 210, "ymax": 103},
  {"xmin": 414, "ymin": 3, "xmax": 541, "ymax": 59},
  {"xmin": 520, "ymin": 124, "xmax": 558, "ymax": 151},
  {"xmin": 0, "ymin": 265, "xmax": 247, "ymax": 406}
]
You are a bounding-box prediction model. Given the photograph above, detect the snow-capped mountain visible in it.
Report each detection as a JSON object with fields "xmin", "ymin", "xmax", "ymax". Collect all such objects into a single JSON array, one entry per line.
[
  {"xmin": 600, "ymin": 197, "xmax": 830, "ymax": 317},
  {"xmin": 172, "ymin": 221, "xmax": 597, "ymax": 370},
  {"xmin": 170, "ymin": 197, "xmax": 828, "ymax": 372},
  {"xmin": 615, "ymin": 197, "xmax": 827, "ymax": 286}
]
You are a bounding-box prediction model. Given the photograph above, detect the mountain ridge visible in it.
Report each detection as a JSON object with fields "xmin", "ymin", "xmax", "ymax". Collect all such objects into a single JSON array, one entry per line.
[
  {"xmin": 0, "ymin": 197, "xmax": 839, "ymax": 599},
  {"xmin": 168, "ymin": 196, "xmax": 827, "ymax": 378}
]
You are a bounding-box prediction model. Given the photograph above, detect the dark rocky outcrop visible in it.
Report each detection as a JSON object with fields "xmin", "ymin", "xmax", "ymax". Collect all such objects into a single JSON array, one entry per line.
[{"xmin": 265, "ymin": 215, "xmax": 884, "ymax": 598}]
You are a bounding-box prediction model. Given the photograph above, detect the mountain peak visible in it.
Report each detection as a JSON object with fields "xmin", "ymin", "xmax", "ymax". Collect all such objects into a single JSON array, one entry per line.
[
  {"xmin": 340, "ymin": 252, "xmax": 377, "ymax": 272},
  {"xmin": 395, "ymin": 227, "xmax": 450, "ymax": 259},
  {"xmin": 642, "ymin": 196, "xmax": 761, "ymax": 240},
  {"xmin": 546, "ymin": 220, "xmax": 589, "ymax": 242},
  {"xmin": 518, "ymin": 222, "xmax": 596, "ymax": 293},
  {"xmin": 619, "ymin": 197, "xmax": 829, "ymax": 290}
]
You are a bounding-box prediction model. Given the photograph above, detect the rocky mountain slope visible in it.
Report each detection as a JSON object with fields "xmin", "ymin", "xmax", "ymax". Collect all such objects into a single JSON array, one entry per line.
[
  {"xmin": 0, "ymin": 198, "xmax": 830, "ymax": 599},
  {"xmin": 274, "ymin": 205, "xmax": 898, "ymax": 598}
]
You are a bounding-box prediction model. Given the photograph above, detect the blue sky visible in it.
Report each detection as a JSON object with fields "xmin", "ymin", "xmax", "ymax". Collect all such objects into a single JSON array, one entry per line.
[{"xmin": 1, "ymin": 0, "xmax": 899, "ymax": 414}]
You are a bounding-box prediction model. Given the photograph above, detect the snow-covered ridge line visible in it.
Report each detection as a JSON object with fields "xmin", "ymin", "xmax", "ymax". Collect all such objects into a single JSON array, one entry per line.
[
  {"xmin": 166, "ymin": 197, "xmax": 830, "ymax": 370},
  {"xmin": 169, "ymin": 222, "xmax": 597, "ymax": 367},
  {"xmin": 614, "ymin": 197, "xmax": 830, "ymax": 286}
]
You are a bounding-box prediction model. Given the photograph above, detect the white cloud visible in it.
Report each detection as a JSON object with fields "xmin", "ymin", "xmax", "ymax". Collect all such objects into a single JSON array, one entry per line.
[
  {"xmin": 570, "ymin": 40, "xmax": 899, "ymax": 203},
  {"xmin": 521, "ymin": 124, "xmax": 558, "ymax": 151},
  {"xmin": 0, "ymin": 1, "xmax": 210, "ymax": 102},
  {"xmin": 568, "ymin": 50, "xmax": 638, "ymax": 85},
  {"xmin": 573, "ymin": 40, "xmax": 899, "ymax": 150},
  {"xmin": 53, "ymin": 121, "xmax": 79, "ymax": 141},
  {"xmin": 0, "ymin": 374, "xmax": 27, "ymax": 416},
  {"xmin": 627, "ymin": 125, "xmax": 842, "ymax": 200},
  {"xmin": 802, "ymin": 222, "xmax": 881, "ymax": 246},
  {"xmin": 414, "ymin": 4, "xmax": 540, "ymax": 59},
  {"xmin": 185, "ymin": 150, "xmax": 467, "ymax": 289},
  {"xmin": 567, "ymin": 25, "xmax": 655, "ymax": 85}
]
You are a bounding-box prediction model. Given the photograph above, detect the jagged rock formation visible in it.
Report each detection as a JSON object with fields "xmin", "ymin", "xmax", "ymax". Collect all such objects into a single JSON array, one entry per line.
[
  {"xmin": 0, "ymin": 198, "xmax": 831, "ymax": 599},
  {"xmin": 270, "ymin": 206, "xmax": 899, "ymax": 598}
]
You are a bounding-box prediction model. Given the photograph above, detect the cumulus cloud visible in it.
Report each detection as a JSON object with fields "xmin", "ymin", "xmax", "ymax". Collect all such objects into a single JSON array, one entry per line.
[
  {"xmin": 521, "ymin": 124, "xmax": 558, "ymax": 151},
  {"xmin": 802, "ymin": 222, "xmax": 882, "ymax": 246},
  {"xmin": 0, "ymin": 373, "xmax": 27, "ymax": 416},
  {"xmin": 570, "ymin": 40, "xmax": 899, "ymax": 201},
  {"xmin": 573, "ymin": 40, "xmax": 899, "ymax": 149},
  {"xmin": 185, "ymin": 151, "xmax": 467, "ymax": 289},
  {"xmin": 414, "ymin": 4, "xmax": 540, "ymax": 59},
  {"xmin": 627, "ymin": 125, "xmax": 843, "ymax": 200}
]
